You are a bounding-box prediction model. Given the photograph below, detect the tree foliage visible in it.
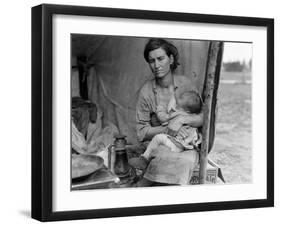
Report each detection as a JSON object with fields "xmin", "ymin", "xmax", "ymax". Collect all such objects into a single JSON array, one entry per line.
[{"xmin": 223, "ymin": 59, "xmax": 252, "ymax": 72}]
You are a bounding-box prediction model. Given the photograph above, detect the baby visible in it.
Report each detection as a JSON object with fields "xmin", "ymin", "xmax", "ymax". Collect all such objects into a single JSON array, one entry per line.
[{"xmin": 129, "ymin": 90, "xmax": 202, "ymax": 170}]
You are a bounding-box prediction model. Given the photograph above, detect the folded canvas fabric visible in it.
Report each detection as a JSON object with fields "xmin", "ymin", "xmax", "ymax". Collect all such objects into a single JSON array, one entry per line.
[
  {"xmin": 72, "ymin": 120, "xmax": 88, "ymax": 154},
  {"xmin": 71, "ymin": 109, "xmax": 119, "ymax": 168}
]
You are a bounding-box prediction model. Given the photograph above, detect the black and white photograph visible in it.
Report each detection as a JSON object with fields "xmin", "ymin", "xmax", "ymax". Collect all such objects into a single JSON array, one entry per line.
[
  {"xmin": 70, "ymin": 35, "xmax": 252, "ymax": 189},
  {"xmin": 30, "ymin": 3, "xmax": 273, "ymax": 221},
  {"xmin": 0, "ymin": 0, "xmax": 279, "ymax": 225}
]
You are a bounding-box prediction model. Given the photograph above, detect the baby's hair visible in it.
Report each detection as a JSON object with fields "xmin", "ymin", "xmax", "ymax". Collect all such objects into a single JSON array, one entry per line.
[{"xmin": 178, "ymin": 91, "xmax": 202, "ymax": 114}]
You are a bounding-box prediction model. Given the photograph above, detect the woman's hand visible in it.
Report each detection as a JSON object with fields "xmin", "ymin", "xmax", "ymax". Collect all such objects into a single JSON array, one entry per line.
[
  {"xmin": 177, "ymin": 126, "xmax": 191, "ymax": 139},
  {"xmin": 167, "ymin": 115, "xmax": 185, "ymax": 134}
]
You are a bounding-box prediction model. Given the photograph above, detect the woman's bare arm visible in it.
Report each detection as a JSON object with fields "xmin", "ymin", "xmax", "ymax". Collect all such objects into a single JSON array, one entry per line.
[
  {"xmin": 167, "ymin": 112, "xmax": 203, "ymax": 133},
  {"xmin": 180, "ymin": 112, "xmax": 203, "ymax": 127}
]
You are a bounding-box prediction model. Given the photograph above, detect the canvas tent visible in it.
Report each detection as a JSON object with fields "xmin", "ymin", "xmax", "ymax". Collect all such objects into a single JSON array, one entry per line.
[
  {"xmin": 71, "ymin": 35, "xmax": 223, "ymax": 183},
  {"xmin": 72, "ymin": 35, "xmax": 213, "ymax": 142}
]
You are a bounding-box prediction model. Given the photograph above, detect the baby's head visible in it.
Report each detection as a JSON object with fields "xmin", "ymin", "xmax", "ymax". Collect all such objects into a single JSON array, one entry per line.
[{"xmin": 177, "ymin": 91, "xmax": 202, "ymax": 114}]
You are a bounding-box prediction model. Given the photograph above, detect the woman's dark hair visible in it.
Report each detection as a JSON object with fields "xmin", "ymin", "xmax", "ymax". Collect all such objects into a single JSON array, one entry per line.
[{"xmin": 144, "ymin": 38, "xmax": 180, "ymax": 71}]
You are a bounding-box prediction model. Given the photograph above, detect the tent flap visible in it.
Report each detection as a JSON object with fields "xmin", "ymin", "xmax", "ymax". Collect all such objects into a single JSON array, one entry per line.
[{"xmin": 72, "ymin": 35, "xmax": 211, "ymax": 144}]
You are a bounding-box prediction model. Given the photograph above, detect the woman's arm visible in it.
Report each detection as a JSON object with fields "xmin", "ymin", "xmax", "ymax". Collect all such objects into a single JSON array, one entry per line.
[
  {"xmin": 180, "ymin": 111, "xmax": 203, "ymax": 127},
  {"xmin": 144, "ymin": 125, "xmax": 167, "ymax": 141},
  {"xmin": 167, "ymin": 111, "xmax": 203, "ymax": 133}
]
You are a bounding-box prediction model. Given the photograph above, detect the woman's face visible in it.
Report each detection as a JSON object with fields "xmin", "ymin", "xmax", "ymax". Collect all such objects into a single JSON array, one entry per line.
[{"xmin": 148, "ymin": 47, "xmax": 174, "ymax": 79}]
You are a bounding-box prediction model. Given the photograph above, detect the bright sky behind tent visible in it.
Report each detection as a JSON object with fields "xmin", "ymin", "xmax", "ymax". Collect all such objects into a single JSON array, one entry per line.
[{"xmin": 223, "ymin": 42, "xmax": 252, "ymax": 63}]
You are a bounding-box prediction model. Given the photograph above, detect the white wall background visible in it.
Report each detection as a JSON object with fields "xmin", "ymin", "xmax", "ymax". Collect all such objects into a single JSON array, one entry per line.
[{"xmin": 0, "ymin": 0, "xmax": 278, "ymax": 225}]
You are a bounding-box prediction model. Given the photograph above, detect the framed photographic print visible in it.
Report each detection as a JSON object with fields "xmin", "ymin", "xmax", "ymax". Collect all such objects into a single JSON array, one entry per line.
[{"xmin": 31, "ymin": 4, "xmax": 274, "ymax": 221}]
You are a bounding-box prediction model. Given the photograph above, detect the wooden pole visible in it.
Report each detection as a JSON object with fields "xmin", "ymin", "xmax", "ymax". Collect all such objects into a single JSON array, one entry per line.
[{"xmin": 199, "ymin": 41, "xmax": 224, "ymax": 184}]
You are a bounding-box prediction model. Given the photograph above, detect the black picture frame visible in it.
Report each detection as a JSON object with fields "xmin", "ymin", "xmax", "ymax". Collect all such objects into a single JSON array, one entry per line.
[{"xmin": 31, "ymin": 3, "xmax": 274, "ymax": 222}]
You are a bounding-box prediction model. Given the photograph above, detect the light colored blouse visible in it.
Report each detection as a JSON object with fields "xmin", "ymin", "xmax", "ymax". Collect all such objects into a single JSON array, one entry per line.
[{"xmin": 136, "ymin": 75, "xmax": 200, "ymax": 142}]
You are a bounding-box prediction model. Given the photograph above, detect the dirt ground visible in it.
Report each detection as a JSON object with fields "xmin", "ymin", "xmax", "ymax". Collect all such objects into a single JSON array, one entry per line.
[{"xmin": 208, "ymin": 71, "xmax": 252, "ymax": 184}]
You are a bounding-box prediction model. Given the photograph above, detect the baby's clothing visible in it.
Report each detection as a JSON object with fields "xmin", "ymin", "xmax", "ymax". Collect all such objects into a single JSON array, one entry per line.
[
  {"xmin": 167, "ymin": 126, "xmax": 201, "ymax": 150},
  {"xmin": 142, "ymin": 93, "xmax": 202, "ymax": 160},
  {"xmin": 142, "ymin": 134, "xmax": 182, "ymax": 159},
  {"xmin": 142, "ymin": 128, "xmax": 201, "ymax": 160}
]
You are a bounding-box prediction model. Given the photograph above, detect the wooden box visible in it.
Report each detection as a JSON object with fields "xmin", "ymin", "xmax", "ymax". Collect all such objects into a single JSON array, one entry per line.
[{"xmin": 189, "ymin": 159, "xmax": 219, "ymax": 184}]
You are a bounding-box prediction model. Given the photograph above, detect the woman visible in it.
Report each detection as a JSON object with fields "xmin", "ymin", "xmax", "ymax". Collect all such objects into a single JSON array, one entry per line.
[{"xmin": 133, "ymin": 38, "xmax": 203, "ymax": 185}]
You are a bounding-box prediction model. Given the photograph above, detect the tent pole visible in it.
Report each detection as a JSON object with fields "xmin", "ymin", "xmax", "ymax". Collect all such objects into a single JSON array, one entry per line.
[{"xmin": 199, "ymin": 41, "xmax": 224, "ymax": 184}]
